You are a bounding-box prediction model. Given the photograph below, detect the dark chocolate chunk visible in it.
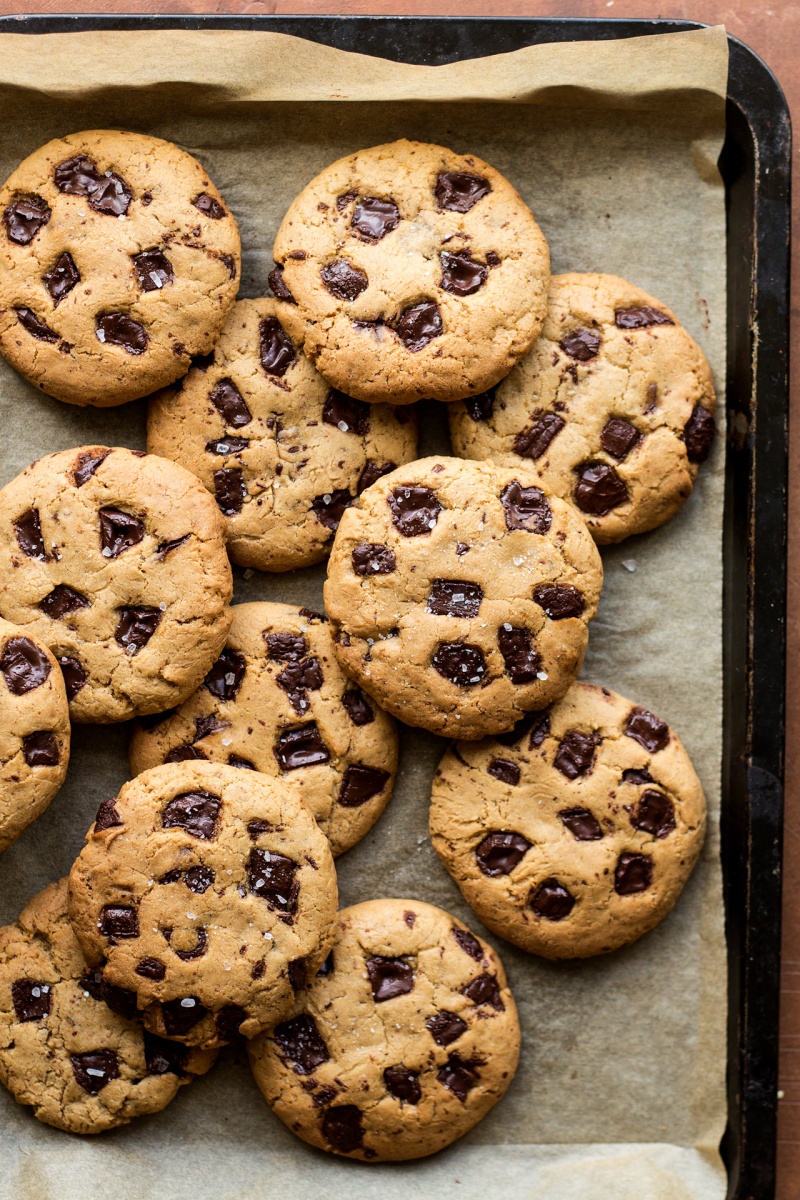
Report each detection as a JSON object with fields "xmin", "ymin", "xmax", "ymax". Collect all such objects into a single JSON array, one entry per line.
[
  {"xmin": 94, "ymin": 798, "xmax": 122, "ymax": 831},
  {"xmin": 625, "ymin": 706, "xmax": 669, "ymax": 752},
  {"xmin": 462, "ymin": 973, "xmax": 504, "ymax": 1011},
  {"xmin": 71, "ymin": 1049, "xmax": 119, "ymax": 1095},
  {"xmin": 162, "ymin": 790, "xmax": 221, "ymax": 840},
  {"xmin": 164, "ymin": 745, "xmax": 206, "ymax": 764},
  {"xmin": 532, "ymin": 583, "xmax": 585, "ymax": 620},
  {"xmin": 99, "ymin": 905, "xmax": 139, "ymax": 939},
  {"xmin": 4, "ymin": 194, "xmax": 50, "ymax": 244},
  {"xmin": 214, "ymin": 467, "xmax": 245, "ymax": 516},
  {"xmin": 15, "ymin": 307, "xmax": 58, "ymax": 343},
  {"xmin": 193, "ymin": 193, "xmax": 226, "ymax": 219},
  {"xmin": 426, "ymin": 1011, "xmax": 467, "ymax": 1046},
  {"xmin": 210, "ymin": 378, "xmax": 252, "ymax": 428},
  {"xmin": 440, "ymin": 250, "xmax": 488, "ymax": 296},
  {"xmin": 317, "ymin": 953, "xmax": 334, "ymax": 977},
  {"xmin": 57, "ymin": 654, "xmax": 87, "ymax": 700},
  {"xmin": 487, "ymin": 757, "xmax": 520, "ymax": 786},
  {"xmin": 247, "ymin": 818, "xmax": 276, "ymax": 839},
  {"xmin": 384, "ymin": 1065, "xmax": 421, "ymax": 1104},
  {"xmin": 99, "ymin": 507, "xmax": 144, "ymax": 558},
  {"xmin": 321, "ymin": 1105, "xmax": 365, "ymax": 1154},
  {"xmin": 453, "ymin": 927, "xmax": 483, "ymax": 960},
  {"xmin": 388, "ymin": 485, "xmax": 441, "ymax": 536},
  {"xmin": 475, "ymin": 831, "xmax": 531, "ymax": 876},
  {"xmin": 143, "ymin": 1031, "xmax": 188, "ymax": 1075},
  {"xmin": 274, "ymin": 1013, "xmax": 330, "ymax": 1075},
  {"xmin": 352, "ymin": 542, "xmax": 396, "ymax": 576},
  {"xmin": 615, "ymin": 306, "xmax": 674, "ymax": 329},
  {"xmin": 247, "ymin": 848, "xmax": 299, "ymax": 914},
  {"xmin": 498, "ymin": 625, "xmax": 541, "ymax": 684},
  {"xmin": 136, "ymin": 957, "xmax": 166, "ymax": 981},
  {"xmin": 276, "ymin": 655, "xmax": 324, "ymax": 714},
  {"xmin": 260, "ymin": 316, "xmax": 296, "ymax": 377},
  {"xmin": 614, "ymin": 852, "xmax": 653, "ymax": 894},
  {"xmin": 73, "ymin": 449, "xmax": 109, "ymax": 487},
  {"xmin": 274, "ymin": 722, "xmax": 331, "ymax": 771},
  {"xmin": 169, "ymin": 926, "xmax": 208, "ymax": 961},
  {"xmin": 357, "ymin": 461, "xmax": 395, "ymax": 494},
  {"xmin": 133, "ymin": 248, "xmax": 174, "ymax": 292},
  {"xmin": 559, "ymin": 328, "xmax": 602, "ymax": 361},
  {"xmin": 14, "ymin": 508, "xmax": 47, "ymax": 560},
  {"xmin": 622, "ymin": 767, "xmax": 654, "ymax": 785},
  {"xmin": 162, "ymin": 996, "xmax": 208, "ymax": 1036},
  {"xmin": 432, "ymin": 641, "xmax": 487, "ymax": 686},
  {"xmin": 185, "ymin": 865, "xmax": 215, "ymax": 894},
  {"xmin": 39, "ymin": 585, "xmax": 90, "ymax": 621},
  {"xmin": 559, "ymin": 808, "xmax": 603, "ymax": 840},
  {"xmin": 12, "ymin": 979, "xmax": 52, "ymax": 1022},
  {"xmin": 683, "ymin": 405, "xmax": 716, "ymax": 463},
  {"xmin": 338, "ymin": 764, "xmax": 390, "ymax": 807},
  {"xmin": 265, "ymin": 633, "xmax": 307, "ymax": 662},
  {"xmin": 392, "ymin": 300, "xmax": 442, "ymax": 352},
  {"xmin": 311, "ymin": 489, "xmax": 353, "ymax": 532},
  {"xmin": 268, "ymin": 263, "xmax": 295, "ymax": 303},
  {"xmin": 342, "ymin": 689, "xmax": 374, "ymax": 725},
  {"xmin": 22, "ymin": 730, "xmax": 59, "ymax": 767},
  {"xmin": 206, "ymin": 437, "xmax": 249, "ymax": 456},
  {"xmin": 600, "ymin": 417, "xmax": 641, "ymax": 461},
  {"xmin": 530, "ymin": 879, "xmax": 575, "ymax": 920},
  {"xmin": 367, "ymin": 956, "xmax": 414, "ymax": 1002},
  {"xmin": 323, "ymin": 390, "xmax": 369, "ymax": 435},
  {"xmin": 287, "ymin": 959, "xmax": 307, "ymax": 991},
  {"xmin": 513, "ymin": 413, "xmax": 565, "ymax": 460},
  {"xmin": 87, "ymin": 171, "xmax": 131, "ymax": 217},
  {"xmin": 115, "ymin": 606, "xmax": 161, "ymax": 653},
  {"xmin": 1, "ymin": 637, "xmax": 51, "ymax": 694},
  {"xmin": 438, "ymin": 1052, "xmax": 482, "ymax": 1102},
  {"xmin": 464, "ymin": 389, "xmax": 495, "ymax": 422},
  {"xmin": 351, "ymin": 195, "xmax": 400, "ymax": 241},
  {"xmin": 320, "ymin": 259, "xmax": 368, "ymax": 301},
  {"xmin": 203, "ymin": 647, "xmax": 246, "ymax": 701},
  {"xmin": 500, "ymin": 480, "xmax": 552, "ymax": 534},
  {"xmin": 426, "ymin": 579, "xmax": 483, "ymax": 618},
  {"xmin": 54, "ymin": 155, "xmax": 99, "ymax": 195},
  {"xmin": 574, "ymin": 462, "xmax": 628, "ymax": 515},
  {"xmin": 43, "ymin": 251, "xmax": 80, "ymax": 305},
  {"xmin": 435, "ymin": 172, "xmax": 491, "ymax": 213},
  {"xmin": 630, "ymin": 789, "xmax": 676, "ymax": 838},
  {"xmin": 96, "ymin": 313, "xmax": 148, "ymax": 354},
  {"xmin": 554, "ymin": 729, "xmax": 597, "ymax": 779}
]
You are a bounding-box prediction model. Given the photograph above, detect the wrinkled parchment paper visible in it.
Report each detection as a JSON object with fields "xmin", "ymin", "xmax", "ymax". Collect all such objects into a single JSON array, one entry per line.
[{"xmin": 0, "ymin": 25, "xmax": 728, "ymax": 1200}]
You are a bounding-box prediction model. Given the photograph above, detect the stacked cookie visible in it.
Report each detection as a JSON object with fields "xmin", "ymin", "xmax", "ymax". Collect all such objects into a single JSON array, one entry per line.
[{"xmin": 0, "ymin": 131, "xmax": 716, "ymax": 1159}]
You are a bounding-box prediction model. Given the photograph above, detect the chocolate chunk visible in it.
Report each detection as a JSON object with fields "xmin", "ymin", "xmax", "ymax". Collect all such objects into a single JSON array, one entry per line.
[
  {"xmin": 574, "ymin": 462, "xmax": 628, "ymax": 515},
  {"xmin": 392, "ymin": 300, "xmax": 442, "ymax": 352},
  {"xmin": 487, "ymin": 758, "xmax": 520, "ymax": 786},
  {"xmin": 388, "ymin": 485, "xmax": 441, "ymax": 536},
  {"xmin": 498, "ymin": 625, "xmax": 540, "ymax": 684},
  {"xmin": 559, "ymin": 808, "xmax": 603, "ymax": 840},
  {"xmin": 351, "ymin": 195, "xmax": 400, "ymax": 241},
  {"xmin": 4, "ymin": 194, "xmax": 50, "ymax": 244},
  {"xmin": 115, "ymin": 606, "xmax": 160, "ymax": 653},
  {"xmin": 554, "ymin": 729, "xmax": 597, "ymax": 779},
  {"xmin": 514, "ymin": 413, "xmax": 565, "ymax": 460},
  {"xmin": 464, "ymin": 389, "xmax": 495, "ymax": 422},
  {"xmin": 683, "ymin": 405, "xmax": 716, "ymax": 463},
  {"xmin": 268, "ymin": 263, "xmax": 295, "ymax": 303},
  {"xmin": 203, "ymin": 647, "xmax": 246, "ymax": 701},
  {"xmin": 426, "ymin": 579, "xmax": 483, "ymax": 618},
  {"xmin": 99, "ymin": 507, "xmax": 144, "ymax": 558},
  {"xmin": 247, "ymin": 818, "xmax": 276, "ymax": 839},
  {"xmin": 311, "ymin": 489, "xmax": 353, "ymax": 532},
  {"xmin": 630, "ymin": 789, "xmax": 676, "ymax": 838},
  {"xmin": 384, "ymin": 1065, "xmax": 421, "ymax": 1104},
  {"xmin": 276, "ymin": 655, "xmax": 324, "ymax": 714},
  {"xmin": 622, "ymin": 767, "xmax": 653, "ymax": 785},
  {"xmin": 614, "ymin": 852, "xmax": 653, "ymax": 894},
  {"xmin": 206, "ymin": 437, "xmax": 249, "ymax": 456},
  {"xmin": 143, "ymin": 1031, "xmax": 187, "ymax": 1075},
  {"xmin": 317, "ymin": 953, "xmax": 334, "ymax": 977},
  {"xmin": 15, "ymin": 307, "xmax": 58, "ymax": 343},
  {"xmin": 323, "ymin": 390, "xmax": 369, "ymax": 435},
  {"xmin": 247, "ymin": 848, "xmax": 299, "ymax": 914},
  {"xmin": 71, "ymin": 1049, "xmax": 119, "ymax": 1095},
  {"xmin": 625, "ymin": 706, "xmax": 669, "ymax": 752},
  {"xmin": 193, "ymin": 193, "xmax": 226, "ymax": 219},
  {"xmin": 43, "ymin": 251, "xmax": 80, "ymax": 305},
  {"xmin": 162, "ymin": 996, "xmax": 208, "ymax": 1036},
  {"xmin": 426, "ymin": 1011, "xmax": 467, "ymax": 1046},
  {"xmin": 351, "ymin": 542, "xmax": 396, "ymax": 576},
  {"xmin": 73, "ymin": 449, "xmax": 109, "ymax": 487},
  {"xmin": 169, "ymin": 926, "xmax": 208, "ymax": 961},
  {"xmin": 165, "ymin": 745, "xmax": 206, "ymax": 764},
  {"xmin": 260, "ymin": 316, "xmax": 296, "ymax": 377},
  {"xmin": 133, "ymin": 248, "xmax": 174, "ymax": 292},
  {"xmin": 265, "ymin": 633, "xmax": 307, "ymax": 662},
  {"xmin": 529, "ymin": 714, "xmax": 551, "ymax": 747},
  {"xmin": 321, "ymin": 259, "xmax": 368, "ymax": 301},
  {"xmin": 475, "ymin": 831, "xmax": 531, "ymax": 876},
  {"xmin": 87, "ymin": 172, "xmax": 131, "ymax": 217},
  {"xmin": 39, "ymin": 585, "xmax": 90, "ymax": 620},
  {"xmin": 440, "ymin": 250, "xmax": 488, "ymax": 296},
  {"xmin": 214, "ymin": 467, "xmax": 245, "ymax": 516},
  {"xmin": 12, "ymin": 979, "xmax": 51, "ymax": 1022},
  {"xmin": 99, "ymin": 905, "xmax": 139, "ymax": 939},
  {"xmin": 210, "ymin": 378, "xmax": 252, "ymax": 428},
  {"xmin": 532, "ymin": 583, "xmax": 585, "ymax": 620},
  {"xmin": 94, "ymin": 798, "xmax": 122, "ymax": 831},
  {"xmin": 96, "ymin": 313, "xmax": 148, "ymax": 354},
  {"xmin": 462, "ymin": 973, "xmax": 504, "ymax": 1011},
  {"xmin": 530, "ymin": 879, "xmax": 575, "ymax": 920},
  {"xmin": 600, "ymin": 417, "xmax": 641, "ymax": 462},
  {"xmin": 615, "ymin": 306, "xmax": 673, "ymax": 329},
  {"xmin": 14, "ymin": 508, "xmax": 46, "ymax": 560},
  {"xmin": 367, "ymin": 956, "xmax": 414, "ymax": 1002},
  {"xmin": 96, "ymin": 979, "xmax": 137, "ymax": 1020},
  {"xmin": 342, "ymin": 689, "xmax": 374, "ymax": 726},
  {"xmin": 322, "ymin": 1105, "xmax": 365, "ymax": 1154},
  {"xmin": 136, "ymin": 957, "xmax": 166, "ymax": 981},
  {"xmin": 57, "ymin": 654, "xmax": 87, "ymax": 700},
  {"xmin": 338, "ymin": 764, "xmax": 390, "ymax": 807},
  {"xmin": 500, "ymin": 480, "xmax": 552, "ymax": 534},
  {"xmin": 185, "ymin": 865, "xmax": 215, "ymax": 894},
  {"xmin": 453, "ymin": 927, "xmax": 483, "ymax": 960},
  {"xmin": 432, "ymin": 641, "xmax": 487, "ymax": 686},
  {"xmin": 154, "ymin": 534, "xmax": 189, "ymax": 562},
  {"xmin": 1, "ymin": 637, "xmax": 51, "ymax": 694},
  {"xmin": 162, "ymin": 790, "xmax": 220, "ymax": 840},
  {"xmin": 435, "ymin": 171, "xmax": 491, "ymax": 213},
  {"xmin": 438, "ymin": 1052, "xmax": 483, "ymax": 1101},
  {"xmin": 54, "ymin": 155, "xmax": 100, "ymax": 195},
  {"xmin": 357, "ymin": 461, "xmax": 396, "ymax": 494},
  {"xmin": 288, "ymin": 959, "xmax": 307, "ymax": 991},
  {"xmin": 22, "ymin": 731, "xmax": 59, "ymax": 767},
  {"xmin": 560, "ymin": 328, "xmax": 602, "ymax": 361},
  {"xmin": 275, "ymin": 1013, "xmax": 331, "ymax": 1076},
  {"xmin": 274, "ymin": 722, "xmax": 331, "ymax": 771}
]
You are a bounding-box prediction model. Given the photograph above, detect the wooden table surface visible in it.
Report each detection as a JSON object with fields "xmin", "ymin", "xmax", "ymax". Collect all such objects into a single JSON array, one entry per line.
[{"xmin": 1, "ymin": 0, "xmax": 796, "ymax": 1192}]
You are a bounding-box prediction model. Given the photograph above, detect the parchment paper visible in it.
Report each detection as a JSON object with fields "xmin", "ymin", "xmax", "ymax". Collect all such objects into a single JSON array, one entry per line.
[{"xmin": 0, "ymin": 25, "xmax": 728, "ymax": 1200}]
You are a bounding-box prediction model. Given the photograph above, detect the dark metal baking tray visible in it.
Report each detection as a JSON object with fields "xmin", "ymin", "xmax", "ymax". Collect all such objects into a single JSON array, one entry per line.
[{"xmin": 0, "ymin": 14, "xmax": 790, "ymax": 1199}]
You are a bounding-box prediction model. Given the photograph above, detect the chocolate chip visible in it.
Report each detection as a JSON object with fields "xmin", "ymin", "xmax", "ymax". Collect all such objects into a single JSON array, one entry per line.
[
  {"xmin": 487, "ymin": 758, "xmax": 520, "ymax": 786},
  {"xmin": 630, "ymin": 789, "xmax": 676, "ymax": 838},
  {"xmin": 4, "ymin": 194, "xmax": 50, "ymax": 244},
  {"xmin": 559, "ymin": 808, "xmax": 603, "ymax": 840},
  {"xmin": 600, "ymin": 418, "xmax": 641, "ymax": 461},
  {"xmin": 247, "ymin": 848, "xmax": 299, "ymax": 914},
  {"xmin": 185, "ymin": 865, "xmax": 215, "ymax": 894},
  {"xmin": 193, "ymin": 193, "xmax": 226, "ymax": 219},
  {"xmin": 15, "ymin": 307, "xmax": 58, "ymax": 343},
  {"xmin": 435, "ymin": 171, "xmax": 491, "ymax": 213},
  {"xmin": 615, "ymin": 306, "xmax": 674, "ymax": 329},
  {"xmin": 615, "ymin": 852, "xmax": 653, "ymax": 894},
  {"xmin": 247, "ymin": 818, "xmax": 276, "ymax": 839},
  {"xmin": 71, "ymin": 1049, "xmax": 119, "ymax": 1095},
  {"xmin": 514, "ymin": 412, "xmax": 565, "ymax": 461},
  {"xmin": 683, "ymin": 405, "xmax": 716, "ymax": 463},
  {"xmin": 14, "ymin": 508, "xmax": 46, "ymax": 560},
  {"xmin": 322, "ymin": 1105, "xmax": 365, "ymax": 1154},
  {"xmin": 453, "ymin": 927, "xmax": 484, "ymax": 961},
  {"xmin": 268, "ymin": 263, "xmax": 295, "ymax": 303},
  {"xmin": 625, "ymin": 706, "xmax": 669, "ymax": 752},
  {"xmin": 321, "ymin": 259, "xmax": 368, "ymax": 301},
  {"xmin": 274, "ymin": 722, "xmax": 331, "ymax": 771},
  {"xmin": 352, "ymin": 542, "xmax": 396, "ymax": 576},
  {"xmin": 260, "ymin": 316, "xmax": 296, "ymax": 377},
  {"xmin": 94, "ymin": 798, "xmax": 122, "ymax": 831},
  {"xmin": 342, "ymin": 689, "xmax": 374, "ymax": 725},
  {"xmin": 99, "ymin": 507, "xmax": 144, "ymax": 558},
  {"xmin": 532, "ymin": 583, "xmax": 585, "ymax": 620},
  {"xmin": 367, "ymin": 956, "xmax": 414, "ymax": 1002},
  {"xmin": 73, "ymin": 449, "xmax": 109, "ymax": 487},
  {"xmin": 574, "ymin": 462, "xmax": 628, "ymax": 515},
  {"xmin": 622, "ymin": 767, "xmax": 654, "ymax": 785},
  {"xmin": 277, "ymin": 655, "xmax": 324, "ymax": 714},
  {"xmin": 43, "ymin": 252, "xmax": 80, "ymax": 305},
  {"xmin": 54, "ymin": 155, "xmax": 99, "ymax": 195},
  {"xmin": 432, "ymin": 641, "xmax": 487, "ymax": 686},
  {"xmin": 272, "ymin": 1013, "xmax": 330, "ymax": 1076},
  {"xmin": 475, "ymin": 831, "xmax": 530, "ymax": 876},
  {"xmin": 426, "ymin": 1011, "xmax": 467, "ymax": 1046},
  {"xmin": 203, "ymin": 648, "xmax": 246, "ymax": 701},
  {"xmin": 440, "ymin": 250, "xmax": 488, "ymax": 296},
  {"xmin": 323, "ymin": 390, "xmax": 369, "ymax": 435},
  {"xmin": 133, "ymin": 248, "xmax": 174, "ymax": 292},
  {"xmin": 1, "ymin": 637, "xmax": 51, "ymax": 694},
  {"xmin": 165, "ymin": 746, "xmax": 206, "ymax": 764},
  {"xmin": 311, "ymin": 489, "xmax": 352, "ymax": 531},
  {"xmin": 530, "ymin": 879, "xmax": 575, "ymax": 920},
  {"xmin": 96, "ymin": 979, "xmax": 138, "ymax": 1019},
  {"xmin": 12, "ymin": 979, "xmax": 51, "ymax": 1022},
  {"xmin": 210, "ymin": 378, "xmax": 252, "ymax": 428},
  {"xmin": 529, "ymin": 714, "xmax": 551, "ymax": 747},
  {"xmin": 136, "ymin": 957, "xmax": 166, "ymax": 981},
  {"xmin": 500, "ymin": 480, "xmax": 552, "ymax": 534},
  {"xmin": 214, "ymin": 467, "xmax": 245, "ymax": 516},
  {"xmin": 392, "ymin": 300, "xmax": 442, "ymax": 352},
  {"xmin": 351, "ymin": 195, "xmax": 400, "ymax": 241},
  {"xmin": 426, "ymin": 579, "xmax": 483, "ymax": 618},
  {"xmin": 160, "ymin": 791, "xmax": 220, "ymax": 841},
  {"xmin": 144, "ymin": 1031, "xmax": 188, "ymax": 1075},
  {"xmin": 39, "ymin": 585, "xmax": 90, "ymax": 621},
  {"xmin": 464, "ymin": 390, "xmax": 495, "ymax": 422},
  {"xmin": 338, "ymin": 764, "xmax": 390, "ymax": 807},
  {"xmin": 554, "ymin": 729, "xmax": 597, "ymax": 779},
  {"xmin": 162, "ymin": 996, "xmax": 208, "ymax": 1036},
  {"xmin": 265, "ymin": 633, "xmax": 307, "ymax": 662},
  {"xmin": 99, "ymin": 905, "xmax": 139, "ymax": 939},
  {"xmin": 96, "ymin": 313, "xmax": 148, "ymax": 354},
  {"xmin": 58, "ymin": 654, "xmax": 87, "ymax": 700},
  {"xmin": 22, "ymin": 731, "xmax": 59, "ymax": 767},
  {"xmin": 388, "ymin": 485, "xmax": 441, "ymax": 536},
  {"xmin": 206, "ymin": 437, "xmax": 249, "ymax": 456},
  {"xmin": 498, "ymin": 625, "xmax": 540, "ymax": 684},
  {"xmin": 357, "ymin": 461, "xmax": 396, "ymax": 494},
  {"xmin": 384, "ymin": 1065, "xmax": 421, "ymax": 1104},
  {"xmin": 88, "ymin": 171, "xmax": 131, "ymax": 216},
  {"xmin": 462, "ymin": 973, "xmax": 504, "ymax": 1011},
  {"xmin": 115, "ymin": 606, "xmax": 160, "ymax": 653},
  {"xmin": 288, "ymin": 959, "xmax": 307, "ymax": 991},
  {"xmin": 212, "ymin": 1005, "xmax": 246, "ymax": 1046},
  {"xmin": 560, "ymin": 328, "xmax": 602, "ymax": 361},
  {"xmin": 168, "ymin": 926, "xmax": 207, "ymax": 961}
]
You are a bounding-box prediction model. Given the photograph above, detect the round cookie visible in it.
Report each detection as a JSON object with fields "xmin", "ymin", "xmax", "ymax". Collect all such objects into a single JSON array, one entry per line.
[
  {"xmin": 129, "ymin": 603, "xmax": 398, "ymax": 858},
  {"xmin": 147, "ymin": 298, "xmax": 418, "ymax": 572},
  {"xmin": 0, "ymin": 618, "xmax": 70, "ymax": 853},
  {"xmin": 324, "ymin": 456, "xmax": 603, "ymax": 740},
  {"xmin": 0, "ymin": 878, "xmax": 216, "ymax": 1134},
  {"xmin": 0, "ymin": 445, "xmax": 233, "ymax": 723},
  {"xmin": 430, "ymin": 682, "xmax": 707, "ymax": 958},
  {"xmin": 68, "ymin": 761, "xmax": 338, "ymax": 1049},
  {"xmin": 248, "ymin": 898, "xmax": 520, "ymax": 1162},
  {"xmin": 449, "ymin": 273, "xmax": 717, "ymax": 543},
  {"xmin": 273, "ymin": 138, "xmax": 550, "ymax": 405},
  {"xmin": 0, "ymin": 129, "xmax": 240, "ymax": 407}
]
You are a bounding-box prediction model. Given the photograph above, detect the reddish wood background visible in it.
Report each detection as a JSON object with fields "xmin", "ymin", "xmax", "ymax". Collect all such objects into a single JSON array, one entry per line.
[{"xmin": 2, "ymin": 0, "xmax": 797, "ymax": 1191}]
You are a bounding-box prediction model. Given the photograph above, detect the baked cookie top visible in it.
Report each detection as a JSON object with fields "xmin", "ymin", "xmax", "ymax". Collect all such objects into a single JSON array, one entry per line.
[
  {"xmin": 449, "ymin": 273, "xmax": 716, "ymax": 543},
  {"xmin": 0, "ymin": 129, "xmax": 240, "ymax": 407},
  {"xmin": 430, "ymin": 682, "xmax": 707, "ymax": 959},
  {"xmin": 68, "ymin": 761, "xmax": 338, "ymax": 1049},
  {"xmin": 324, "ymin": 456, "xmax": 603, "ymax": 740},
  {"xmin": 273, "ymin": 139, "xmax": 550, "ymax": 405},
  {"xmin": 0, "ymin": 617, "xmax": 70, "ymax": 854},
  {"xmin": 147, "ymin": 298, "xmax": 418, "ymax": 572},
  {"xmin": 0, "ymin": 879, "xmax": 216, "ymax": 1134},
  {"xmin": 248, "ymin": 898, "xmax": 520, "ymax": 1162},
  {"xmin": 129, "ymin": 602, "xmax": 398, "ymax": 858},
  {"xmin": 0, "ymin": 445, "xmax": 233, "ymax": 724}
]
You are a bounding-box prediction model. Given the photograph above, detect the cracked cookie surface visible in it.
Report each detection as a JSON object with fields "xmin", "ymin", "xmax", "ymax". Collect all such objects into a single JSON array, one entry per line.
[
  {"xmin": 0, "ymin": 129, "xmax": 240, "ymax": 407},
  {"xmin": 273, "ymin": 139, "xmax": 550, "ymax": 405},
  {"xmin": 147, "ymin": 298, "xmax": 417, "ymax": 572},
  {"xmin": 248, "ymin": 897, "xmax": 520, "ymax": 1161},
  {"xmin": 0, "ymin": 445, "xmax": 233, "ymax": 723},
  {"xmin": 449, "ymin": 273, "xmax": 717, "ymax": 543},
  {"xmin": 68, "ymin": 761, "xmax": 338, "ymax": 1049},
  {"xmin": 129, "ymin": 602, "xmax": 398, "ymax": 858},
  {"xmin": 323, "ymin": 456, "xmax": 603, "ymax": 740},
  {"xmin": 430, "ymin": 682, "xmax": 707, "ymax": 958},
  {"xmin": 0, "ymin": 878, "xmax": 216, "ymax": 1134}
]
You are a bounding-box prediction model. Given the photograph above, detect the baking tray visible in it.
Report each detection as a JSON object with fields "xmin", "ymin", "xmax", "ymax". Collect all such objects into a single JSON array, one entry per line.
[{"xmin": 0, "ymin": 14, "xmax": 790, "ymax": 1200}]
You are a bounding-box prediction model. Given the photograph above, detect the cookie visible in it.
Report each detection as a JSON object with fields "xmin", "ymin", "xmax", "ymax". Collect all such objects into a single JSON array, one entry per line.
[
  {"xmin": 0, "ymin": 129, "xmax": 240, "ymax": 407},
  {"xmin": 248, "ymin": 898, "xmax": 519, "ymax": 1161},
  {"xmin": 0, "ymin": 618, "xmax": 70, "ymax": 853},
  {"xmin": 0, "ymin": 445, "xmax": 233, "ymax": 723},
  {"xmin": 147, "ymin": 298, "xmax": 418, "ymax": 572},
  {"xmin": 0, "ymin": 878, "xmax": 216, "ymax": 1134},
  {"xmin": 323, "ymin": 456, "xmax": 603, "ymax": 740},
  {"xmin": 449, "ymin": 273, "xmax": 717, "ymax": 543},
  {"xmin": 129, "ymin": 603, "xmax": 398, "ymax": 858},
  {"xmin": 430, "ymin": 682, "xmax": 707, "ymax": 958},
  {"xmin": 272, "ymin": 139, "xmax": 550, "ymax": 405},
  {"xmin": 68, "ymin": 761, "xmax": 338, "ymax": 1049}
]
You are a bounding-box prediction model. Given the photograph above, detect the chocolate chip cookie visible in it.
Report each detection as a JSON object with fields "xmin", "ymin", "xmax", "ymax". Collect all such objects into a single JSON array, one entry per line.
[
  {"xmin": 129, "ymin": 602, "xmax": 398, "ymax": 858},
  {"xmin": 0, "ymin": 878, "xmax": 216, "ymax": 1133},
  {"xmin": 430, "ymin": 682, "xmax": 707, "ymax": 958},
  {"xmin": 324, "ymin": 456, "xmax": 603, "ymax": 740},
  {"xmin": 0, "ymin": 129, "xmax": 240, "ymax": 407},
  {"xmin": 449, "ymin": 273, "xmax": 717, "ymax": 542},
  {"xmin": 68, "ymin": 761, "xmax": 338, "ymax": 1049},
  {"xmin": 273, "ymin": 139, "xmax": 550, "ymax": 405},
  {"xmin": 248, "ymin": 898, "xmax": 519, "ymax": 1161},
  {"xmin": 0, "ymin": 445, "xmax": 233, "ymax": 723},
  {"xmin": 147, "ymin": 298, "xmax": 418, "ymax": 572},
  {"xmin": 0, "ymin": 618, "xmax": 70, "ymax": 853}
]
